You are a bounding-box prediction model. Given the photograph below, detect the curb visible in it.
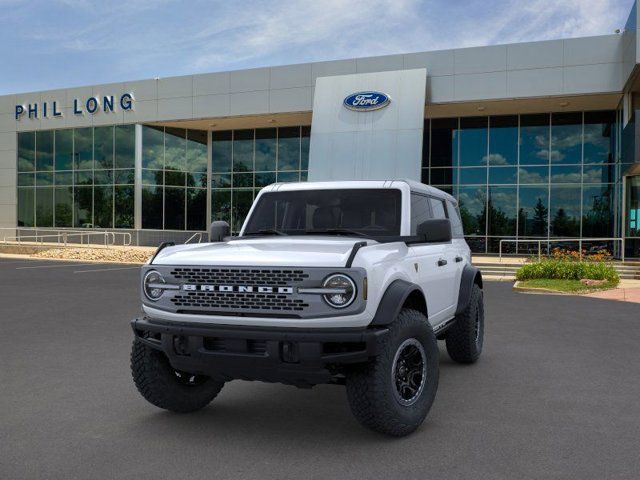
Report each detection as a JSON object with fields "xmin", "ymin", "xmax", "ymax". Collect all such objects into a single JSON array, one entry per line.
[
  {"xmin": 0, "ymin": 253, "xmax": 148, "ymax": 266},
  {"xmin": 512, "ymin": 281, "xmax": 571, "ymax": 295}
]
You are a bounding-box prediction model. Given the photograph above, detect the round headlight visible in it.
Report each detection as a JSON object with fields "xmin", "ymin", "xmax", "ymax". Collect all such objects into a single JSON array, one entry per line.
[
  {"xmin": 322, "ymin": 274, "xmax": 356, "ymax": 308},
  {"xmin": 143, "ymin": 270, "xmax": 165, "ymax": 301}
]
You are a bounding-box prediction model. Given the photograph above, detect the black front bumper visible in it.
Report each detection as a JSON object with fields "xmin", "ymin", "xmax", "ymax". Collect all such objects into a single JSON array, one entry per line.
[{"xmin": 131, "ymin": 317, "xmax": 389, "ymax": 387}]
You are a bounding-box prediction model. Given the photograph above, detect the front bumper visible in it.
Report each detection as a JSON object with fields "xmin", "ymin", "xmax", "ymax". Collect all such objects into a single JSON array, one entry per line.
[{"xmin": 131, "ymin": 317, "xmax": 389, "ymax": 387}]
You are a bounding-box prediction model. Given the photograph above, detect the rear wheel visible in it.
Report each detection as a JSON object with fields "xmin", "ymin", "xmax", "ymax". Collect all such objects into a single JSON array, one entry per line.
[
  {"xmin": 445, "ymin": 283, "xmax": 484, "ymax": 363},
  {"xmin": 345, "ymin": 309, "xmax": 439, "ymax": 436},
  {"xmin": 131, "ymin": 339, "xmax": 224, "ymax": 413}
]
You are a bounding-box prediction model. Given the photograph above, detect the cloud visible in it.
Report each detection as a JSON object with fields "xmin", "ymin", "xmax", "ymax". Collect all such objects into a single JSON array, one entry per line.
[{"xmin": 0, "ymin": 0, "xmax": 633, "ymax": 93}]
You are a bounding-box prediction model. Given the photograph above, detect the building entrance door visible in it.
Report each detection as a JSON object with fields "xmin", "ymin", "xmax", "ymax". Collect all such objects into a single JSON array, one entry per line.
[{"xmin": 624, "ymin": 175, "xmax": 640, "ymax": 258}]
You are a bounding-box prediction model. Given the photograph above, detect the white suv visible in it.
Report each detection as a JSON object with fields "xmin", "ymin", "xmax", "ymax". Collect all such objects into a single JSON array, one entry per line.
[{"xmin": 131, "ymin": 180, "xmax": 484, "ymax": 436}]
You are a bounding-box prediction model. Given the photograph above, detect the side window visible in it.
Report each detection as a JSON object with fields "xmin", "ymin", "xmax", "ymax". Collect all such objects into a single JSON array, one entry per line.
[
  {"xmin": 429, "ymin": 197, "xmax": 447, "ymax": 219},
  {"xmin": 446, "ymin": 200, "xmax": 464, "ymax": 238},
  {"xmin": 410, "ymin": 193, "xmax": 432, "ymax": 234}
]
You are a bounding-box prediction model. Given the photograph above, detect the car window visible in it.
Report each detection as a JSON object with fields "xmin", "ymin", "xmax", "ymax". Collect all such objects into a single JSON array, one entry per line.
[
  {"xmin": 243, "ymin": 188, "xmax": 402, "ymax": 237},
  {"xmin": 410, "ymin": 193, "xmax": 432, "ymax": 234},
  {"xmin": 429, "ymin": 198, "xmax": 447, "ymax": 219},
  {"xmin": 446, "ymin": 200, "xmax": 464, "ymax": 238}
]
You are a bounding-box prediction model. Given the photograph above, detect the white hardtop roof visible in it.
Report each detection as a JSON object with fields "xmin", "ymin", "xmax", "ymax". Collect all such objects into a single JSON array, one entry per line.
[{"xmin": 262, "ymin": 180, "xmax": 456, "ymax": 204}]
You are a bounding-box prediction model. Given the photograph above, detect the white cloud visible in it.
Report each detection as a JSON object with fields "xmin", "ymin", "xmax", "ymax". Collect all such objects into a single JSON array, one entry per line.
[{"xmin": 0, "ymin": 0, "xmax": 633, "ymax": 92}]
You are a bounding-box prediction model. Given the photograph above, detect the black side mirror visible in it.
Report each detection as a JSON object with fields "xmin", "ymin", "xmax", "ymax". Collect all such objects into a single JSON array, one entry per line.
[
  {"xmin": 209, "ymin": 220, "xmax": 230, "ymax": 242},
  {"xmin": 417, "ymin": 218, "xmax": 452, "ymax": 243}
]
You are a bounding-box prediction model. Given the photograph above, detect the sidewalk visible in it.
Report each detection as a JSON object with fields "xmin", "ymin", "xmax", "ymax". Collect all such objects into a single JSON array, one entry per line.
[{"xmin": 583, "ymin": 279, "xmax": 640, "ymax": 304}]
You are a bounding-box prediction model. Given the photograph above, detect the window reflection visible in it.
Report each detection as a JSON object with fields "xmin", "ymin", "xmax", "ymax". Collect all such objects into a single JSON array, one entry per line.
[
  {"xmin": 519, "ymin": 166, "xmax": 549, "ymax": 184},
  {"xmin": 488, "ymin": 116, "xmax": 517, "ymax": 166},
  {"xmin": 456, "ymin": 186, "xmax": 486, "ymax": 235},
  {"xmin": 278, "ymin": 127, "xmax": 300, "ymax": 171},
  {"xmin": 255, "ymin": 128, "xmax": 277, "ymax": 171},
  {"xmin": 18, "ymin": 126, "xmax": 135, "ymax": 229},
  {"xmin": 430, "ymin": 118, "xmax": 457, "ymax": 168},
  {"xmin": 459, "ymin": 117, "xmax": 487, "ymax": 167},
  {"xmin": 551, "ymin": 113, "xmax": 582, "ymax": 165},
  {"xmin": 212, "ymin": 131, "xmax": 232, "ymax": 173},
  {"xmin": 141, "ymin": 126, "xmax": 208, "ymax": 230},
  {"xmin": 35, "ymin": 187, "xmax": 53, "ymax": 227},
  {"xmin": 549, "ymin": 185, "xmax": 581, "ymax": 237},
  {"xmin": 582, "ymin": 185, "xmax": 613, "ymax": 237},
  {"xmin": 518, "ymin": 186, "xmax": 548, "ymax": 237},
  {"xmin": 520, "ymin": 114, "xmax": 549, "ymax": 166},
  {"xmin": 584, "ymin": 111, "xmax": 615, "ymax": 164},
  {"xmin": 211, "ymin": 126, "xmax": 310, "ymax": 232},
  {"xmin": 488, "ymin": 167, "xmax": 517, "ymax": 184},
  {"xmin": 488, "ymin": 186, "xmax": 517, "ymax": 236},
  {"xmin": 36, "ymin": 131, "xmax": 54, "ymax": 171},
  {"xmin": 233, "ymin": 130, "xmax": 254, "ymax": 172},
  {"xmin": 55, "ymin": 130, "xmax": 73, "ymax": 171},
  {"xmin": 550, "ymin": 165, "xmax": 581, "ymax": 183},
  {"xmin": 17, "ymin": 188, "xmax": 34, "ymax": 227}
]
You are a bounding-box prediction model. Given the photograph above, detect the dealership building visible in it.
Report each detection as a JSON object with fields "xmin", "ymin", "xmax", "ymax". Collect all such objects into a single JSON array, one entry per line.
[{"xmin": 2, "ymin": 5, "xmax": 640, "ymax": 256}]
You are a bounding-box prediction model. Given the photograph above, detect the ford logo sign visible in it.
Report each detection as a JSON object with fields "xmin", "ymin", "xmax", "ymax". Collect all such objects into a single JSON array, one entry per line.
[{"xmin": 343, "ymin": 91, "xmax": 391, "ymax": 111}]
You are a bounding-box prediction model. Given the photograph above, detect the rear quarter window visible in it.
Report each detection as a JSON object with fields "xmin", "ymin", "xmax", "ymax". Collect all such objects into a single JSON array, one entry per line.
[{"xmin": 446, "ymin": 200, "xmax": 464, "ymax": 238}]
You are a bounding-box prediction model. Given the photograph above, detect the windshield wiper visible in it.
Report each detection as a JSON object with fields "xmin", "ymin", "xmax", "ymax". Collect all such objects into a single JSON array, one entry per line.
[
  {"xmin": 244, "ymin": 229, "xmax": 288, "ymax": 236},
  {"xmin": 306, "ymin": 228, "xmax": 370, "ymax": 238}
]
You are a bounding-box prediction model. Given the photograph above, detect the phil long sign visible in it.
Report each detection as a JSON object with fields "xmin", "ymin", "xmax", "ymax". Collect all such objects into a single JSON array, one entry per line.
[{"xmin": 15, "ymin": 93, "xmax": 134, "ymax": 120}]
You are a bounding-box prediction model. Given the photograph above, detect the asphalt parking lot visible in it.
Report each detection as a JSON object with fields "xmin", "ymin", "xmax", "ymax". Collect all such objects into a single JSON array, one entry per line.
[{"xmin": 1, "ymin": 258, "xmax": 639, "ymax": 480}]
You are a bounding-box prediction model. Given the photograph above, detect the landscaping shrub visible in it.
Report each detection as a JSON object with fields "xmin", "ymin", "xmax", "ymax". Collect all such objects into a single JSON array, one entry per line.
[{"xmin": 516, "ymin": 259, "xmax": 619, "ymax": 284}]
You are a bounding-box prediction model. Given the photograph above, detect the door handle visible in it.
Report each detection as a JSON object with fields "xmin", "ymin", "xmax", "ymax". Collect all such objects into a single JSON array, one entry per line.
[
  {"xmin": 437, "ymin": 259, "xmax": 447, "ymax": 267},
  {"xmin": 455, "ymin": 256, "xmax": 463, "ymax": 263}
]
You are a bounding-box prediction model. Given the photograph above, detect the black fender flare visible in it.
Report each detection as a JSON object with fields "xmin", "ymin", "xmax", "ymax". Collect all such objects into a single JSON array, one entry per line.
[
  {"xmin": 455, "ymin": 264, "xmax": 483, "ymax": 316},
  {"xmin": 370, "ymin": 279, "xmax": 427, "ymax": 326}
]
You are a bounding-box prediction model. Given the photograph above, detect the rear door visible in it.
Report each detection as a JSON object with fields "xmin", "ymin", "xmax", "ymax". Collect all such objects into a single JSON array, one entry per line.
[
  {"xmin": 407, "ymin": 193, "xmax": 457, "ymax": 324},
  {"xmin": 427, "ymin": 196, "xmax": 459, "ymax": 320}
]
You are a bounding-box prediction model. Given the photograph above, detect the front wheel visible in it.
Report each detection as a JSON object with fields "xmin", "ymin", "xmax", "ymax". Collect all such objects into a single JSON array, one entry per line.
[
  {"xmin": 131, "ymin": 339, "xmax": 224, "ymax": 413},
  {"xmin": 345, "ymin": 309, "xmax": 439, "ymax": 437}
]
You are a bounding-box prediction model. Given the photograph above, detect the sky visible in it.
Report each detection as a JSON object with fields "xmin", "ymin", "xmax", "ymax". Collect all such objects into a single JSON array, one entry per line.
[{"xmin": 0, "ymin": 0, "xmax": 635, "ymax": 94}]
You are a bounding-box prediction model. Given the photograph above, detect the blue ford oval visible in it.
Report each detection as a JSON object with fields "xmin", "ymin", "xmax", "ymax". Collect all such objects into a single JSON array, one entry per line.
[{"xmin": 343, "ymin": 91, "xmax": 391, "ymax": 111}]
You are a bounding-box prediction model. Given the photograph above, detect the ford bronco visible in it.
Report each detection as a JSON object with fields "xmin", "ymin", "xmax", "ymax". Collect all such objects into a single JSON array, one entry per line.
[{"xmin": 131, "ymin": 180, "xmax": 484, "ymax": 436}]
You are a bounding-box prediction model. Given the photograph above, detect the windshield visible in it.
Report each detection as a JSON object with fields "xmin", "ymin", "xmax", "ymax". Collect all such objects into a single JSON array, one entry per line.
[{"xmin": 243, "ymin": 189, "xmax": 402, "ymax": 237}]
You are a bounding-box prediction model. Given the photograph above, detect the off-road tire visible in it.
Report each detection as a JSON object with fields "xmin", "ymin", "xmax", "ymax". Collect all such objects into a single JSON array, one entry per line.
[
  {"xmin": 131, "ymin": 339, "xmax": 224, "ymax": 413},
  {"xmin": 345, "ymin": 309, "xmax": 439, "ymax": 437},
  {"xmin": 445, "ymin": 283, "xmax": 484, "ymax": 364}
]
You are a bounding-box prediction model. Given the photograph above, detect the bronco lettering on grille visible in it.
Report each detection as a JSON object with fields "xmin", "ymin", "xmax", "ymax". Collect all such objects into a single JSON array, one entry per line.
[{"xmin": 182, "ymin": 285, "xmax": 294, "ymax": 294}]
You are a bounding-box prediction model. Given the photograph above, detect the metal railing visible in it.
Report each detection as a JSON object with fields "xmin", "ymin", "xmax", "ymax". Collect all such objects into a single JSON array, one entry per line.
[
  {"xmin": 1, "ymin": 229, "xmax": 132, "ymax": 248},
  {"xmin": 498, "ymin": 238, "xmax": 625, "ymax": 262},
  {"xmin": 185, "ymin": 232, "xmax": 205, "ymax": 244}
]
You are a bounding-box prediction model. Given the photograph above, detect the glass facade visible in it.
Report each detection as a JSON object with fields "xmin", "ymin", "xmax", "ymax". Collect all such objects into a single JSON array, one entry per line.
[
  {"xmin": 211, "ymin": 126, "xmax": 310, "ymax": 232},
  {"xmin": 422, "ymin": 111, "xmax": 622, "ymax": 253},
  {"xmin": 17, "ymin": 125, "xmax": 135, "ymax": 228},
  {"xmin": 141, "ymin": 126, "xmax": 208, "ymax": 231},
  {"xmin": 17, "ymin": 124, "xmax": 310, "ymax": 234},
  {"xmin": 15, "ymin": 114, "xmax": 626, "ymax": 255}
]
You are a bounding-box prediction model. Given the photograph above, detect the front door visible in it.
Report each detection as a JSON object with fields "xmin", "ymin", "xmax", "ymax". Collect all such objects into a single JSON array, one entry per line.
[{"xmin": 624, "ymin": 175, "xmax": 640, "ymax": 258}]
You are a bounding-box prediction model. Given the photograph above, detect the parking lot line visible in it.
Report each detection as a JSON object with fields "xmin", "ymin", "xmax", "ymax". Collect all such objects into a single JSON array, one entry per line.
[
  {"xmin": 16, "ymin": 262, "xmax": 104, "ymax": 270},
  {"xmin": 74, "ymin": 266, "xmax": 140, "ymax": 273}
]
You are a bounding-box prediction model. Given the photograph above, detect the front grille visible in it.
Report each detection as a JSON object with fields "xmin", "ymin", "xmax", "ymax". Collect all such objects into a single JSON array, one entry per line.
[
  {"xmin": 170, "ymin": 267, "xmax": 309, "ymax": 286},
  {"xmin": 166, "ymin": 267, "xmax": 312, "ymax": 315},
  {"xmin": 171, "ymin": 291, "xmax": 309, "ymax": 311}
]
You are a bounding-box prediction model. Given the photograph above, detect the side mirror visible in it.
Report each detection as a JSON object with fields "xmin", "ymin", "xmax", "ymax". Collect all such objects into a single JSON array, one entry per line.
[
  {"xmin": 209, "ymin": 220, "xmax": 230, "ymax": 242},
  {"xmin": 417, "ymin": 218, "xmax": 452, "ymax": 243}
]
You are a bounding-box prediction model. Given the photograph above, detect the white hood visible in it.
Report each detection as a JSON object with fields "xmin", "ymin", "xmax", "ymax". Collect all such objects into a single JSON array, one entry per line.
[{"xmin": 151, "ymin": 236, "xmax": 370, "ymax": 267}]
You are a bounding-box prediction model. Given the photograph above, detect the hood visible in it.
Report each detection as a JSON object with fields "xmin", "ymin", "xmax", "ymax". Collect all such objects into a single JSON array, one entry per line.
[{"xmin": 151, "ymin": 236, "xmax": 371, "ymax": 267}]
